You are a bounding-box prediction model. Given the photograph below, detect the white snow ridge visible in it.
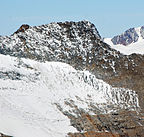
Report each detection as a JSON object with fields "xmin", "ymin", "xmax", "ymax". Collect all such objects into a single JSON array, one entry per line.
[{"xmin": 0, "ymin": 54, "xmax": 139, "ymax": 137}]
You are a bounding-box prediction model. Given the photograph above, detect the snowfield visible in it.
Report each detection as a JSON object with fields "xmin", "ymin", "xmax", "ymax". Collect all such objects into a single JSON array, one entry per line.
[
  {"xmin": 0, "ymin": 54, "xmax": 140, "ymax": 137},
  {"xmin": 104, "ymin": 38, "xmax": 144, "ymax": 55}
]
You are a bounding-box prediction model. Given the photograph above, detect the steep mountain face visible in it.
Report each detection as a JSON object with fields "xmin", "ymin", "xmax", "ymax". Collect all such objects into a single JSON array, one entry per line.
[
  {"xmin": 0, "ymin": 21, "xmax": 144, "ymax": 136},
  {"xmin": 140, "ymin": 26, "xmax": 144, "ymax": 39},
  {"xmin": 111, "ymin": 28, "xmax": 139, "ymax": 46},
  {"xmin": 111, "ymin": 26, "xmax": 144, "ymax": 46}
]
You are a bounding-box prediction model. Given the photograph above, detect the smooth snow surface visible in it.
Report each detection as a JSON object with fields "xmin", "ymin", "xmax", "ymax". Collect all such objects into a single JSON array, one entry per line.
[
  {"xmin": 104, "ymin": 38, "xmax": 144, "ymax": 55},
  {"xmin": 0, "ymin": 55, "xmax": 139, "ymax": 137}
]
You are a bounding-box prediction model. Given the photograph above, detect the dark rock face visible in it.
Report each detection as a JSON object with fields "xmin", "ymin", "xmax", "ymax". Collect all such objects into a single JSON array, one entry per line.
[
  {"xmin": 111, "ymin": 28, "xmax": 139, "ymax": 46},
  {"xmin": 68, "ymin": 110, "xmax": 144, "ymax": 137},
  {"xmin": 0, "ymin": 133, "xmax": 12, "ymax": 137},
  {"xmin": 140, "ymin": 26, "xmax": 144, "ymax": 39},
  {"xmin": 0, "ymin": 21, "xmax": 144, "ymax": 136},
  {"xmin": 14, "ymin": 24, "xmax": 30, "ymax": 34}
]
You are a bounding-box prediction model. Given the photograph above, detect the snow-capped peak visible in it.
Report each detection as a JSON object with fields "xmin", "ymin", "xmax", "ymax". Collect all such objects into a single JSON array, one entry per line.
[{"xmin": 104, "ymin": 25, "xmax": 144, "ymax": 55}]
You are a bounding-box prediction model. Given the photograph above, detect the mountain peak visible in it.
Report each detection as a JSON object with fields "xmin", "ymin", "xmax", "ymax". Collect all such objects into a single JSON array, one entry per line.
[
  {"xmin": 111, "ymin": 25, "xmax": 144, "ymax": 46},
  {"xmin": 57, "ymin": 20, "xmax": 101, "ymax": 39},
  {"xmin": 0, "ymin": 20, "xmax": 103, "ymax": 66},
  {"xmin": 104, "ymin": 25, "xmax": 144, "ymax": 55},
  {"xmin": 13, "ymin": 21, "xmax": 101, "ymax": 39}
]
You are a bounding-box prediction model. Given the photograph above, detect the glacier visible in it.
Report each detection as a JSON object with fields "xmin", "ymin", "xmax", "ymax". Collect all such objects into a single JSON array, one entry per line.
[{"xmin": 0, "ymin": 54, "xmax": 140, "ymax": 137}]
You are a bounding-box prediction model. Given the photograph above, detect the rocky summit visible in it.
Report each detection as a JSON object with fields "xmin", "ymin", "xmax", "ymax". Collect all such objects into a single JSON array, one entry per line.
[{"xmin": 0, "ymin": 21, "xmax": 144, "ymax": 137}]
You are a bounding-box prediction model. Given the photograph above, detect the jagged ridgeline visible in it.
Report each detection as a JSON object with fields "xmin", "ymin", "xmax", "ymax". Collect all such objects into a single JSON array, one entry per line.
[
  {"xmin": 111, "ymin": 26, "xmax": 144, "ymax": 45},
  {"xmin": 0, "ymin": 21, "xmax": 102, "ymax": 63}
]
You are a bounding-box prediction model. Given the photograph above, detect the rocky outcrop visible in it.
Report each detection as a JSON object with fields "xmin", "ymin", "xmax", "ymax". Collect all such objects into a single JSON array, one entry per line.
[
  {"xmin": 68, "ymin": 110, "xmax": 144, "ymax": 137},
  {"xmin": 14, "ymin": 24, "xmax": 30, "ymax": 34}
]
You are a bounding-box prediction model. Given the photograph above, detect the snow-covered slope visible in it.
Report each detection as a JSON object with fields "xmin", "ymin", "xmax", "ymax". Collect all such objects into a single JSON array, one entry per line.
[
  {"xmin": 0, "ymin": 54, "xmax": 139, "ymax": 137},
  {"xmin": 104, "ymin": 38, "xmax": 144, "ymax": 55},
  {"xmin": 104, "ymin": 26, "xmax": 144, "ymax": 55}
]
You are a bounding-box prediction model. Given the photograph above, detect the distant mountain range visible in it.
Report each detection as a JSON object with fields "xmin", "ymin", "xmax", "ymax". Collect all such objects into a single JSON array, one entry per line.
[
  {"xmin": 0, "ymin": 21, "xmax": 144, "ymax": 137},
  {"xmin": 104, "ymin": 26, "xmax": 144, "ymax": 55},
  {"xmin": 112, "ymin": 26, "xmax": 144, "ymax": 45}
]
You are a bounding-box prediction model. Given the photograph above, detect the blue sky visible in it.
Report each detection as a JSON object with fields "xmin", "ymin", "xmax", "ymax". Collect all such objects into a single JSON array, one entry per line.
[{"xmin": 1, "ymin": 0, "xmax": 144, "ymax": 37}]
